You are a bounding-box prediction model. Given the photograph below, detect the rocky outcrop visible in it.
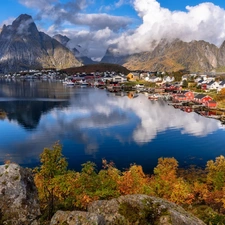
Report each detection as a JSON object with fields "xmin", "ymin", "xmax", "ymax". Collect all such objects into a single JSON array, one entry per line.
[
  {"xmin": 50, "ymin": 211, "xmax": 105, "ymax": 225},
  {"xmin": 0, "ymin": 163, "xmax": 40, "ymax": 225},
  {"xmin": 50, "ymin": 194, "xmax": 206, "ymax": 225},
  {"xmin": 0, "ymin": 14, "xmax": 82, "ymax": 73}
]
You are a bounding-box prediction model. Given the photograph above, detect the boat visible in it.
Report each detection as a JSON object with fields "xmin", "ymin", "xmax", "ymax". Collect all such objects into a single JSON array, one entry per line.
[
  {"xmin": 62, "ymin": 78, "xmax": 75, "ymax": 86},
  {"xmin": 80, "ymin": 81, "xmax": 89, "ymax": 87},
  {"xmin": 76, "ymin": 80, "xmax": 89, "ymax": 87},
  {"xmin": 64, "ymin": 80, "xmax": 75, "ymax": 86},
  {"xmin": 148, "ymin": 94, "xmax": 159, "ymax": 100}
]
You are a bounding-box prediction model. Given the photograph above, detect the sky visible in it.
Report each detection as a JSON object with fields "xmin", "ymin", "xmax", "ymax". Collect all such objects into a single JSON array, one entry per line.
[{"xmin": 1, "ymin": 0, "xmax": 225, "ymax": 60}]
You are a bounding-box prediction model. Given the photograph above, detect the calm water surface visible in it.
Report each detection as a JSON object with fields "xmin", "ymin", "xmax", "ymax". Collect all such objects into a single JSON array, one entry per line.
[{"xmin": 0, "ymin": 79, "xmax": 225, "ymax": 173}]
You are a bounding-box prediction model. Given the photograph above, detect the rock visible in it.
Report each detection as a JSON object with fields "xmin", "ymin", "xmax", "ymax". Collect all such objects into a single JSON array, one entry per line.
[
  {"xmin": 0, "ymin": 163, "xmax": 41, "ymax": 225},
  {"xmin": 50, "ymin": 210, "xmax": 105, "ymax": 225},
  {"xmin": 51, "ymin": 194, "xmax": 205, "ymax": 225}
]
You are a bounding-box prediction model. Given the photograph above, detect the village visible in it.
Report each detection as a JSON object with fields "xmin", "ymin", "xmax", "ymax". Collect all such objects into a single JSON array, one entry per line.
[{"xmin": 1, "ymin": 68, "xmax": 225, "ymax": 123}]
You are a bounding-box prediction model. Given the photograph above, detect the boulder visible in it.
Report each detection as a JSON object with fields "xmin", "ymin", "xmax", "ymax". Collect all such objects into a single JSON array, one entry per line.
[
  {"xmin": 51, "ymin": 194, "xmax": 206, "ymax": 225},
  {"xmin": 0, "ymin": 163, "xmax": 41, "ymax": 225},
  {"xmin": 50, "ymin": 210, "xmax": 105, "ymax": 225}
]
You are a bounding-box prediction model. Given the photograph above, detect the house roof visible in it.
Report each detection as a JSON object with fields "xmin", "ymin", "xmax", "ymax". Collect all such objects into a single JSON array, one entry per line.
[
  {"xmin": 180, "ymin": 90, "xmax": 190, "ymax": 94},
  {"xmin": 194, "ymin": 94, "xmax": 207, "ymax": 99},
  {"xmin": 149, "ymin": 76, "xmax": 158, "ymax": 79},
  {"xmin": 220, "ymin": 80, "xmax": 225, "ymax": 86},
  {"xmin": 207, "ymin": 81, "xmax": 214, "ymax": 86}
]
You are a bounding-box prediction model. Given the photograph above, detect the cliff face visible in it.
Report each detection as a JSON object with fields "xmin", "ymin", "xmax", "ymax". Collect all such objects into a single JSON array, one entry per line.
[
  {"xmin": 0, "ymin": 14, "xmax": 81, "ymax": 73},
  {"xmin": 0, "ymin": 163, "xmax": 40, "ymax": 225},
  {"xmin": 101, "ymin": 39, "xmax": 224, "ymax": 72}
]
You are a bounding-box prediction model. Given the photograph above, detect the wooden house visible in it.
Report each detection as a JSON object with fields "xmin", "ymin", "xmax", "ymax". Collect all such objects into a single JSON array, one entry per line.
[
  {"xmin": 173, "ymin": 90, "xmax": 194, "ymax": 102},
  {"xmin": 193, "ymin": 94, "xmax": 214, "ymax": 104},
  {"xmin": 204, "ymin": 101, "xmax": 217, "ymax": 108},
  {"xmin": 127, "ymin": 72, "xmax": 139, "ymax": 81}
]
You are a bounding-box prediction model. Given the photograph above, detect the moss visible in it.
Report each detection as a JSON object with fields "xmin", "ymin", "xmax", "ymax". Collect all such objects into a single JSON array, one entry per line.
[
  {"xmin": 118, "ymin": 198, "xmax": 169, "ymax": 225},
  {"xmin": 13, "ymin": 175, "xmax": 19, "ymax": 181}
]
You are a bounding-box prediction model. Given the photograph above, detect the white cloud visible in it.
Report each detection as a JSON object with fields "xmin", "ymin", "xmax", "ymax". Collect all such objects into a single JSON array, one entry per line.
[
  {"xmin": 114, "ymin": 0, "xmax": 225, "ymax": 55},
  {"xmin": 17, "ymin": 0, "xmax": 225, "ymax": 59},
  {"xmin": 66, "ymin": 27, "xmax": 115, "ymax": 59},
  {"xmin": 19, "ymin": 0, "xmax": 56, "ymax": 10}
]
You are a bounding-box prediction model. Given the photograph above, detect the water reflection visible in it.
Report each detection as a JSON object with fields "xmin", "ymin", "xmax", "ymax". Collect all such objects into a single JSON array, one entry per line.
[{"xmin": 0, "ymin": 80, "xmax": 224, "ymax": 171}]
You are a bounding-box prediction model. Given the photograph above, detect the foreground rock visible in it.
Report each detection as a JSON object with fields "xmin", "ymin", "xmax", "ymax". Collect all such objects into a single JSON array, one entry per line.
[
  {"xmin": 51, "ymin": 194, "xmax": 205, "ymax": 225},
  {"xmin": 0, "ymin": 163, "xmax": 40, "ymax": 225}
]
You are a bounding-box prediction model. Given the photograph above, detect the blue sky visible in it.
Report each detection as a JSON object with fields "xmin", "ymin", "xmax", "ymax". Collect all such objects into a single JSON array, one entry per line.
[{"xmin": 1, "ymin": 0, "xmax": 225, "ymax": 59}]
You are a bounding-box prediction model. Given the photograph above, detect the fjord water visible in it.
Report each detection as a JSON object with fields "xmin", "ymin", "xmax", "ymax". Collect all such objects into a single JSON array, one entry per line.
[{"xmin": 0, "ymin": 79, "xmax": 225, "ymax": 173}]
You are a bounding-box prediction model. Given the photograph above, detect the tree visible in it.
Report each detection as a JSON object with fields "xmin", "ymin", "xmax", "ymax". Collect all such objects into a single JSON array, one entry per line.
[
  {"xmin": 205, "ymin": 156, "xmax": 225, "ymax": 212},
  {"xmin": 34, "ymin": 142, "xmax": 68, "ymax": 219},
  {"xmin": 152, "ymin": 157, "xmax": 178, "ymax": 199},
  {"xmin": 182, "ymin": 79, "xmax": 188, "ymax": 88},
  {"xmin": 118, "ymin": 164, "xmax": 148, "ymax": 195},
  {"xmin": 206, "ymin": 155, "xmax": 225, "ymax": 191}
]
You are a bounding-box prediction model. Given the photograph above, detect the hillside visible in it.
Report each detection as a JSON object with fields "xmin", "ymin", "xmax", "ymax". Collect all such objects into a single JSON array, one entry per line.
[
  {"xmin": 101, "ymin": 39, "xmax": 225, "ymax": 72},
  {"xmin": 62, "ymin": 63, "xmax": 130, "ymax": 75}
]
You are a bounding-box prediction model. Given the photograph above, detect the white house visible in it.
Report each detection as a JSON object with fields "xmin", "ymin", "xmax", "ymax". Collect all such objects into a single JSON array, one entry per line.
[
  {"xmin": 148, "ymin": 76, "xmax": 162, "ymax": 82},
  {"xmin": 207, "ymin": 81, "xmax": 220, "ymax": 90},
  {"xmin": 163, "ymin": 76, "xmax": 174, "ymax": 83},
  {"xmin": 218, "ymin": 80, "xmax": 225, "ymax": 92},
  {"xmin": 112, "ymin": 75, "xmax": 127, "ymax": 82}
]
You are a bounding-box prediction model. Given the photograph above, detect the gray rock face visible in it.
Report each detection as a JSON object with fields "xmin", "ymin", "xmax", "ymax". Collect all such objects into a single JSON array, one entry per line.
[
  {"xmin": 51, "ymin": 194, "xmax": 205, "ymax": 225},
  {"xmin": 0, "ymin": 14, "xmax": 82, "ymax": 73},
  {"xmin": 0, "ymin": 163, "xmax": 41, "ymax": 225},
  {"xmin": 50, "ymin": 210, "xmax": 105, "ymax": 225}
]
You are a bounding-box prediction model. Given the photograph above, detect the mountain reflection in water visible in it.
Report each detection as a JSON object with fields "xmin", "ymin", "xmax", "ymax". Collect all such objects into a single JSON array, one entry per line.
[{"xmin": 0, "ymin": 80, "xmax": 225, "ymax": 173}]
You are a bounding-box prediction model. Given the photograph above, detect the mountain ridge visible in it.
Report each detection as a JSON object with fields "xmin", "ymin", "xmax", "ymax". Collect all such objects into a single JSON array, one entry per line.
[
  {"xmin": 0, "ymin": 14, "xmax": 82, "ymax": 73},
  {"xmin": 101, "ymin": 39, "xmax": 225, "ymax": 72}
]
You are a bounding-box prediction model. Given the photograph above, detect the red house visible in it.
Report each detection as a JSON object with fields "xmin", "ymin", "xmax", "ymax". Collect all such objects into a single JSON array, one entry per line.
[
  {"xmin": 204, "ymin": 101, "xmax": 217, "ymax": 108},
  {"xmin": 173, "ymin": 91, "xmax": 194, "ymax": 102},
  {"xmin": 164, "ymin": 84, "xmax": 180, "ymax": 92},
  {"xmin": 193, "ymin": 94, "xmax": 213, "ymax": 104}
]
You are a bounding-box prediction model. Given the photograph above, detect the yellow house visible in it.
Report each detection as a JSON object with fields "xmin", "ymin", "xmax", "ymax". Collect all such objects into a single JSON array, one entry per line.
[{"xmin": 126, "ymin": 72, "xmax": 139, "ymax": 81}]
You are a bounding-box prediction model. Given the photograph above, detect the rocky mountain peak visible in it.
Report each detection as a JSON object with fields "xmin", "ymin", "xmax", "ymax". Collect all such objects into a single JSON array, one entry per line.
[
  {"xmin": 53, "ymin": 34, "xmax": 70, "ymax": 46},
  {"xmin": 1, "ymin": 14, "xmax": 38, "ymax": 41},
  {"xmin": 0, "ymin": 14, "xmax": 82, "ymax": 73}
]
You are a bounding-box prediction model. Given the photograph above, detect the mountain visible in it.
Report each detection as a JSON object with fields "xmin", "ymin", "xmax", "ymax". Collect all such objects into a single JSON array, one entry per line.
[
  {"xmin": 53, "ymin": 34, "xmax": 97, "ymax": 65},
  {"xmin": 52, "ymin": 34, "xmax": 70, "ymax": 46},
  {"xmin": 62, "ymin": 63, "xmax": 130, "ymax": 75},
  {"xmin": 0, "ymin": 14, "xmax": 82, "ymax": 73},
  {"xmin": 101, "ymin": 39, "xmax": 225, "ymax": 72}
]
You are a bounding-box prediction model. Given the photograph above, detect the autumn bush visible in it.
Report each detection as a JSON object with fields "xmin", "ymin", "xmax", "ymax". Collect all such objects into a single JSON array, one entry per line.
[{"xmin": 34, "ymin": 143, "xmax": 225, "ymax": 224}]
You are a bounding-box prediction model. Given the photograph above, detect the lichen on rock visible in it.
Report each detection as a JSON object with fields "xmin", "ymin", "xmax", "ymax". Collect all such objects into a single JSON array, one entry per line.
[
  {"xmin": 0, "ymin": 163, "xmax": 41, "ymax": 225},
  {"xmin": 51, "ymin": 194, "xmax": 206, "ymax": 225}
]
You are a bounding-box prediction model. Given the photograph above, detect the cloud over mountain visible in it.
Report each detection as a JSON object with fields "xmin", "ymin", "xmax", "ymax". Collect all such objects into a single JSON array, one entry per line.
[
  {"xmin": 14, "ymin": 0, "xmax": 225, "ymax": 59},
  {"xmin": 114, "ymin": 0, "xmax": 225, "ymax": 55}
]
